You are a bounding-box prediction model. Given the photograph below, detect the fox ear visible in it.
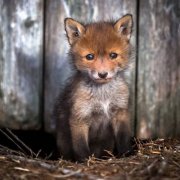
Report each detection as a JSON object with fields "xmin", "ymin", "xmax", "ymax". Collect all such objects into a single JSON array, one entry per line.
[
  {"xmin": 114, "ymin": 14, "xmax": 133, "ymax": 41},
  {"xmin": 64, "ymin": 18, "xmax": 85, "ymax": 45}
]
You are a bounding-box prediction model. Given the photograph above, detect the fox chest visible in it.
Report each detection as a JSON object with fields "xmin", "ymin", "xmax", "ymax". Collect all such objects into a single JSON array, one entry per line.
[
  {"xmin": 92, "ymin": 99, "xmax": 115, "ymax": 118},
  {"xmin": 73, "ymin": 79, "xmax": 129, "ymax": 120},
  {"xmin": 74, "ymin": 91, "xmax": 128, "ymax": 120}
]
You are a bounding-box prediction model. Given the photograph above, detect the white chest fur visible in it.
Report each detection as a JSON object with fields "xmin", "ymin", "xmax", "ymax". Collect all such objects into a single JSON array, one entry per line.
[
  {"xmin": 100, "ymin": 99, "xmax": 111, "ymax": 118},
  {"xmin": 91, "ymin": 77, "xmax": 129, "ymax": 118},
  {"xmin": 76, "ymin": 77, "xmax": 129, "ymax": 120}
]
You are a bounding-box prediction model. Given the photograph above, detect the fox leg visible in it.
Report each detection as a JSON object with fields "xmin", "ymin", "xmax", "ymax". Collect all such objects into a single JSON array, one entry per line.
[
  {"xmin": 56, "ymin": 130, "xmax": 74, "ymax": 160},
  {"xmin": 112, "ymin": 109, "xmax": 132, "ymax": 156},
  {"xmin": 70, "ymin": 122, "xmax": 90, "ymax": 162}
]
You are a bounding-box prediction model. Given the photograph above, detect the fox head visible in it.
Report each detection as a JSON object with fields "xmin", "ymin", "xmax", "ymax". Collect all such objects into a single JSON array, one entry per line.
[{"xmin": 65, "ymin": 14, "xmax": 133, "ymax": 83}]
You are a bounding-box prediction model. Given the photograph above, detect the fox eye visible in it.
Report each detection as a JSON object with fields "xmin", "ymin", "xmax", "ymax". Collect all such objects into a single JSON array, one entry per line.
[
  {"xmin": 73, "ymin": 31, "xmax": 79, "ymax": 37},
  {"xmin": 109, "ymin": 52, "xmax": 118, "ymax": 59},
  {"xmin": 86, "ymin": 54, "xmax": 94, "ymax": 60}
]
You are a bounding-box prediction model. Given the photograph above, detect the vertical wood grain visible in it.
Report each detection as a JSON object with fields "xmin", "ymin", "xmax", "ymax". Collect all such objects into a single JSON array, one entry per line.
[
  {"xmin": 0, "ymin": 0, "xmax": 43, "ymax": 129},
  {"xmin": 137, "ymin": 0, "xmax": 180, "ymax": 138},
  {"xmin": 44, "ymin": 0, "xmax": 137, "ymax": 133}
]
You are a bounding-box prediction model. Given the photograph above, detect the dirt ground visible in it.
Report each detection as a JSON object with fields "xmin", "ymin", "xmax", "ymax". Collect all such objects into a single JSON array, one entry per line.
[{"xmin": 0, "ymin": 138, "xmax": 179, "ymax": 180}]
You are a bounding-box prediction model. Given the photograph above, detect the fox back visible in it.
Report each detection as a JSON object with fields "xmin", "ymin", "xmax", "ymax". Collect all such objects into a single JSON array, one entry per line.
[{"xmin": 55, "ymin": 14, "xmax": 133, "ymax": 162}]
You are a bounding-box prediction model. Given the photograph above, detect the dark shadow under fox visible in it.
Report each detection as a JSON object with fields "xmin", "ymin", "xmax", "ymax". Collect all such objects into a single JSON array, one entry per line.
[{"xmin": 54, "ymin": 14, "xmax": 134, "ymax": 162}]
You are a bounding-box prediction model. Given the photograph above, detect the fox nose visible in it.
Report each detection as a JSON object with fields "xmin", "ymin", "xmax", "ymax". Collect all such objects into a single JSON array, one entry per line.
[{"xmin": 98, "ymin": 72, "xmax": 108, "ymax": 79}]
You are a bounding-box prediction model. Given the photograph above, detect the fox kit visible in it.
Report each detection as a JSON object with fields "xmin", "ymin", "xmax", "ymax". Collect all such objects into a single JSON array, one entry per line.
[{"xmin": 55, "ymin": 14, "xmax": 133, "ymax": 161}]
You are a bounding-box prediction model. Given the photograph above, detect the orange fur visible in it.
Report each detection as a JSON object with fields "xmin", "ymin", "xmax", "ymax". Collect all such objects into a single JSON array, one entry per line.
[
  {"xmin": 72, "ymin": 21, "xmax": 130, "ymax": 77},
  {"xmin": 55, "ymin": 14, "xmax": 133, "ymax": 161}
]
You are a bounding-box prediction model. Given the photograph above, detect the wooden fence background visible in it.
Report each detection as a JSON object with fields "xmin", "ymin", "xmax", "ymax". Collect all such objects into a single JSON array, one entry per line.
[{"xmin": 0, "ymin": 0, "xmax": 179, "ymax": 138}]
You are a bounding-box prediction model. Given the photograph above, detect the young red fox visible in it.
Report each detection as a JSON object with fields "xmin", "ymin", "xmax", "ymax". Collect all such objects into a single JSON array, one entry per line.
[{"xmin": 54, "ymin": 14, "xmax": 133, "ymax": 162}]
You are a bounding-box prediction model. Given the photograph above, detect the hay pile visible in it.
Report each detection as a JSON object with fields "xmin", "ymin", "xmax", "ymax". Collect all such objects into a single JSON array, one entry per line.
[{"xmin": 0, "ymin": 138, "xmax": 179, "ymax": 179}]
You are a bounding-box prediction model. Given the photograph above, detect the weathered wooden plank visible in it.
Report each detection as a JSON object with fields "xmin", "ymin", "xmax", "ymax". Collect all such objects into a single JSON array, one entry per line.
[
  {"xmin": 0, "ymin": 0, "xmax": 43, "ymax": 129},
  {"xmin": 137, "ymin": 0, "xmax": 180, "ymax": 138},
  {"xmin": 44, "ymin": 0, "xmax": 137, "ymax": 133}
]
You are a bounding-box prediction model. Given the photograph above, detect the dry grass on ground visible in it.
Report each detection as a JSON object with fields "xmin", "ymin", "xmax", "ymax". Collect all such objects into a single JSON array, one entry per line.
[{"xmin": 0, "ymin": 138, "xmax": 179, "ymax": 179}]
